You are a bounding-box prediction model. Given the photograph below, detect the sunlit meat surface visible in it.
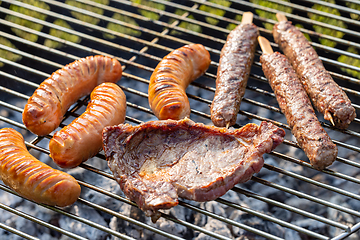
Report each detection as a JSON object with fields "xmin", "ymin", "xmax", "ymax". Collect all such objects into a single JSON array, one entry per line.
[{"xmin": 102, "ymin": 118, "xmax": 285, "ymax": 217}]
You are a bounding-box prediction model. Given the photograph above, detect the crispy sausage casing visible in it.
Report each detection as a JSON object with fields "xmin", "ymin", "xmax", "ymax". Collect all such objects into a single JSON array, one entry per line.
[
  {"xmin": 148, "ymin": 44, "xmax": 211, "ymax": 120},
  {"xmin": 23, "ymin": 55, "xmax": 122, "ymax": 136},
  {"xmin": 49, "ymin": 83, "xmax": 126, "ymax": 169},
  {"xmin": 273, "ymin": 21, "xmax": 356, "ymax": 129},
  {"xmin": 211, "ymin": 23, "xmax": 259, "ymax": 127},
  {"xmin": 0, "ymin": 128, "xmax": 81, "ymax": 206},
  {"xmin": 260, "ymin": 52, "xmax": 337, "ymax": 170}
]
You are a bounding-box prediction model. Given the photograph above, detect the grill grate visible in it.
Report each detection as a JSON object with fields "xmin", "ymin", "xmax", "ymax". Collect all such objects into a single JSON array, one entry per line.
[{"xmin": 0, "ymin": 0, "xmax": 360, "ymax": 239}]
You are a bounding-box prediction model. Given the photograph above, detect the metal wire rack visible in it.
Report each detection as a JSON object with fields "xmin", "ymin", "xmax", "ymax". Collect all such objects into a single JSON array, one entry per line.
[{"xmin": 0, "ymin": 0, "xmax": 360, "ymax": 239}]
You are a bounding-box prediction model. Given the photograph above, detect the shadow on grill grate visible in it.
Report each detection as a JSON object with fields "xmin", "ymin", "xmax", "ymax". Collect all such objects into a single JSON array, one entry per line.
[{"xmin": 0, "ymin": 0, "xmax": 360, "ymax": 239}]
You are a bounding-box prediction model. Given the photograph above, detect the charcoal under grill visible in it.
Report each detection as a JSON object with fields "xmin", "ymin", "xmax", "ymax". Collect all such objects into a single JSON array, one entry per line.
[{"xmin": 0, "ymin": 0, "xmax": 360, "ymax": 239}]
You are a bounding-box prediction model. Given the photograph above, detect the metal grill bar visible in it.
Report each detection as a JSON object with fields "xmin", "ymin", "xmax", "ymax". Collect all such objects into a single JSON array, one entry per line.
[
  {"xmin": 0, "ymin": 191, "xmax": 88, "ymax": 240},
  {"xmin": 13, "ymin": 0, "xmax": 359, "ymax": 74},
  {"xmin": 300, "ymin": 0, "xmax": 360, "ymax": 15},
  {"xmin": 231, "ymin": 0, "xmax": 360, "ymax": 37},
  {"xmin": 0, "ymin": 21, "xmax": 359, "ymax": 183},
  {"xmin": 116, "ymin": 0, "xmax": 360, "ymax": 74},
  {"xmin": 0, "ymin": 0, "xmax": 360, "ymax": 239},
  {"xmin": 0, "ymin": 21, "xmax": 359, "ymax": 180},
  {"xmin": 188, "ymin": 0, "xmax": 360, "ymax": 50},
  {"xmin": 1, "ymin": 16, "xmax": 359, "ymax": 137},
  {"xmin": 0, "ymin": 221, "xmax": 39, "ymax": 240},
  {"xmin": 2, "ymin": 0, "xmax": 360, "ymax": 90},
  {"xmin": 263, "ymin": 0, "xmax": 360, "ymax": 26},
  {"xmin": 232, "ymin": 185, "xmax": 349, "ymax": 230}
]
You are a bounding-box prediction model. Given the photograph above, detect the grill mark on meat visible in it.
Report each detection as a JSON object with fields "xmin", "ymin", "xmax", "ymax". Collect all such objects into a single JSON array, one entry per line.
[
  {"xmin": 273, "ymin": 20, "xmax": 356, "ymax": 129},
  {"xmin": 102, "ymin": 118, "xmax": 285, "ymax": 216},
  {"xmin": 0, "ymin": 128, "xmax": 81, "ymax": 207},
  {"xmin": 210, "ymin": 22, "xmax": 259, "ymax": 127},
  {"xmin": 23, "ymin": 55, "xmax": 122, "ymax": 136},
  {"xmin": 148, "ymin": 44, "xmax": 211, "ymax": 120},
  {"xmin": 49, "ymin": 83, "xmax": 126, "ymax": 169},
  {"xmin": 154, "ymin": 84, "xmax": 174, "ymax": 92},
  {"xmin": 260, "ymin": 51, "xmax": 338, "ymax": 170}
]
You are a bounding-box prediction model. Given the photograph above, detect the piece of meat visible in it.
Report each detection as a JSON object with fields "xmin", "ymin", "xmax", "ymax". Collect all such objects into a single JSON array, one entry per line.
[
  {"xmin": 49, "ymin": 82, "xmax": 127, "ymax": 169},
  {"xmin": 102, "ymin": 118, "xmax": 285, "ymax": 216},
  {"xmin": 273, "ymin": 20, "xmax": 356, "ymax": 129},
  {"xmin": 22, "ymin": 55, "xmax": 122, "ymax": 136},
  {"xmin": 0, "ymin": 128, "xmax": 81, "ymax": 207},
  {"xmin": 260, "ymin": 48, "xmax": 337, "ymax": 170},
  {"xmin": 148, "ymin": 44, "xmax": 211, "ymax": 120},
  {"xmin": 211, "ymin": 14, "xmax": 259, "ymax": 127}
]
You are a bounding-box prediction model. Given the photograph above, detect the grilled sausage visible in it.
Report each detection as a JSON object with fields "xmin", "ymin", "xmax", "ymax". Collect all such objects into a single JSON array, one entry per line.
[
  {"xmin": 259, "ymin": 36, "xmax": 337, "ymax": 170},
  {"xmin": 211, "ymin": 12, "xmax": 259, "ymax": 128},
  {"xmin": 148, "ymin": 44, "xmax": 211, "ymax": 120},
  {"xmin": 273, "ymin": 16, "xmax": 356, "ymax": 129},
  {"xmin": 49, "ymin": 83, "xmax": 127, "ymax": 169},
  {"xmin": 23, "ymin": 55, "xmax": 122, "ymax": 136},
  {"xmin": 0, "ymin": 128, "xmax": 81, "ymax": 206}
]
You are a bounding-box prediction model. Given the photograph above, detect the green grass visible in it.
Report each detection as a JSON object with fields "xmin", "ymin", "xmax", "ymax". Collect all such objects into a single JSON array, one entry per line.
[
  {"xmin": 0, "ymin": 37, "xmax": 22, "ymax": 68},
  {"xmin": 250, "ymin": 0, "xmax": 292, "ymax": 30},
  {"xmin": 105, "ymin": 13, "xmax": 142, "ymax": 39},
  {"xmin": 346, "ymin": 2, "xmax": 360, "ymax": 20},
  {"xmin": 308, "ymin": 0, "xmax": 346, "ymax": 48},
  {"xmin": 65, "ymin": 0, "xmax": 108, "ymax": 25},
  {"xmin": 6, "ymin": 0, "xmax": 49, "ymax": 42},
  {"xmin": 2, "ymin": 0, "xmax": 360, "ymax": 79},
  {"xmin": 199, "ymin": 0, "xmax": 231, "ymax": 26},
  {"xmin": 131, "ymin": 0, "xmax": 166, "ymax": 21},
  {"xmin": 338, "ymin": 47, "xmax": 360, "ymax": 79},
  {"xmin": 170, "ymin": 9, "xmax": 202, "ymax": 35},
  {"xmin": 226, "ymin": 14, "xmax": 242, "ymax": 31},
  {"xmin": 44, "ymin": 19, "xmax": 81, "ymax": 48}
]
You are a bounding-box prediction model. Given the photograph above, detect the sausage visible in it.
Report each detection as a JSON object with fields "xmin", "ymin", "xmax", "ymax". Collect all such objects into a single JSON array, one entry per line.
[
  {"xmin": 259, "ymin": 36, "xmax": 337, "ymax": 170},
  {"xmin": 273, "ymin": 16, "xmax": 356, "ymax": 129},
  {"xmin": 211, "ymin": 12, "xmax": 259, "ymax": 127},
  {"xmin": 0, "ymin": 128, "xmax": 81, "ymax": 207},
  {"xmin": 49, "ymin": 82, "xmax": 127, "ymax": 169},
  {"xmin": 22, "ymin": 55, "xmax": 122, "ymax": 136},
  {"xmin": 148, "ymin": 44, "xmax": 211, "ymax": 120}
]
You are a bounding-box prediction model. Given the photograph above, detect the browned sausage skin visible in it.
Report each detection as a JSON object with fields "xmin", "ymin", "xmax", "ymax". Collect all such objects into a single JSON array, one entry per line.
[
  {"xmin": 148, "ymin": 44, "xmax": 211, "ymax": 120},
  {"xmin": 0, "ymin": 128, "xmax": 81, "ymax": 206},
  {"xmin": 259, "ymin": 36, "xmax": 337, "ymax": 170},
  {"xmin": 49, "ymin": 82, "xmax": 127, "ymax": 169},
  {"xmin": 273, "ymin": 19, "xmax": 356, "ymax": 129},
  {"xmin": 211, "ymin": 12, "xmax": 259, "ymax": 128},
  {"xmin": 23, "ymin": 55, "xmax": 122, "ymax": 136}
]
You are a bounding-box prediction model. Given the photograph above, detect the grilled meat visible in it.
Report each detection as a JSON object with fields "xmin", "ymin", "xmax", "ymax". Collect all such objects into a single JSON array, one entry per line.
[
  {"xmin": 211, "ymin": 13, "xmax": 259, "ymax": 127},
  {"xmin": 260, "ymin": 49, "xmax": 338, "ymax": 170},
  {"xmin": 0, "ymin": 128, "xmax": 81, "ymax": 207},
  {"xmin": 148, "ymin": 44, "xmax": 211, "ymax": 120},
  {"xmin": 49, "ymin": 83, "xmax": 126, "ymax": 169},
  {"xmin": 22, "ymin": 55, "xmax": 122, "ymax": 136},
  {"xmin": 273, "ymin": 20, "xmax": 356, "ymax": 129},
  {"xmin": 102, "ymin": 118, "xmax": 285, "ymax": 216}
]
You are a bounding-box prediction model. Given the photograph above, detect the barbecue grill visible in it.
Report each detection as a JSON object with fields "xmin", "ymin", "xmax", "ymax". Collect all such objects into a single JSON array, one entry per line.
[{"xmin": 0, "ymin": 0, "xmax": 360, "ymax": 239}]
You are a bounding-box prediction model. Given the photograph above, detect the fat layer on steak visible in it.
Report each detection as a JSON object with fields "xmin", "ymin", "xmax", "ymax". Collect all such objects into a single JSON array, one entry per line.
[{"xmin": 102, "ymin": 118, "xmax": 285, "ymax": 216}]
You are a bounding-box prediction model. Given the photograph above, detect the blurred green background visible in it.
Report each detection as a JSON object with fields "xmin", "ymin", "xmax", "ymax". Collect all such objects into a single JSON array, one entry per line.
[{"xmin": 2, "ymin": 0, "xmax": 360, "ymax": 78}]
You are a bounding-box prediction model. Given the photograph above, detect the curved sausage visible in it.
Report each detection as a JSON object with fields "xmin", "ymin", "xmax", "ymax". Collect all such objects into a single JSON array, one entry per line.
[
  {"xmin": 148, "ymin": 44, "xmax": 211, "ymax": 120},
  {"xmin": 0, "ymin": 128, "xmax": 81, "ymax": 207},
  {"xmin": 259, "ymin": 37, "xmax": 337, "ymax": 170},
  {"xmin": 273, "ymin": 17, "xmax": 356, "ymax": 129},
  {"xmin": 49, "ymin": 82, "xmax": 127, "ymax": 169},
  {"xmin": 22, "ymin": 55, "xmax": 122, "ymax": 136},
  {"xmin": 211, "ymin": 12, "xmax": 259, "ymax": 128}
]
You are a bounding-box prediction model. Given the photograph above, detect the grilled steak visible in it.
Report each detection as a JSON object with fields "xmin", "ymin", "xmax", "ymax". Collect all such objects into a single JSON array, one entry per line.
[
  {"xmin": 102, "ymin": 118, "xmax": 285, "ymax": 216},
  {"xmin": 260, "ymin": 51, "xmax": 338, "ymax": 170},
  {"xmin": 211, "ymin": 22, "xmax": 259, "ymax": 127},
  {"xmin": 273, "ymin": 20, "xmax": 356, "ymax": 129}
]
